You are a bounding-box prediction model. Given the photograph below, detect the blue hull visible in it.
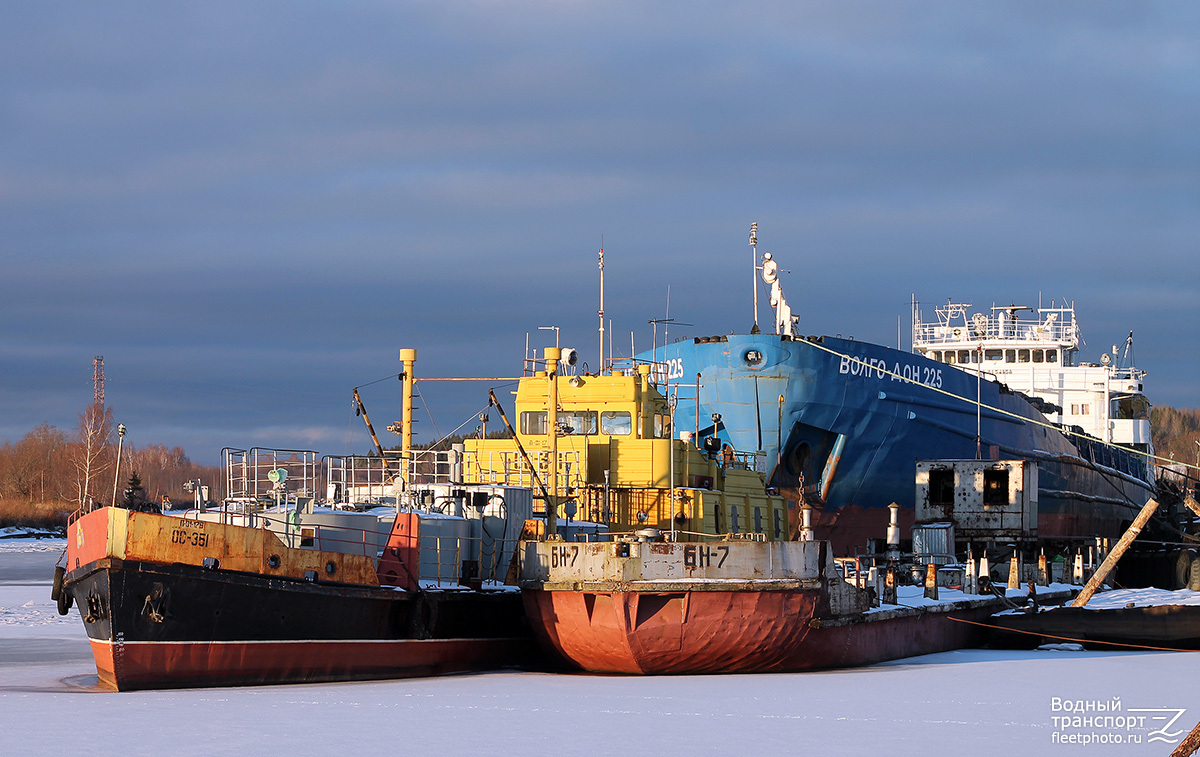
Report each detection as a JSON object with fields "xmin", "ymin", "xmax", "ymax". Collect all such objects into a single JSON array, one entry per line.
[{"xmin": 643, "ymin": 334, "xmax": 1154, "ymax": 552}]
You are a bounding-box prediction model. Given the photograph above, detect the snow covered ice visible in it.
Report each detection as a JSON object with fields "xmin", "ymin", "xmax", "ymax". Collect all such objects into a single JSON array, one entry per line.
[{"xmin": 2, "ymin": 540, "xmax": 1194, "ymax": 755}]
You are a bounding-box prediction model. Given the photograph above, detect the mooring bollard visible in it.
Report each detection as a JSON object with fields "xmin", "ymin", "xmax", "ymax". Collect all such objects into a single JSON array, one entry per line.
[
  {"xmin": 924, "ymin": 561, "xmax": 939, "ymax": 600},
  {"xmin": 885, "ymin": 502, "xmax": 900, "ymax": 564},
  {"xmin": 1037, "ymin": 551, "xmax": 1049, "ymax": 586},
  {"xmin": 1073, "ymin": 550, "xmax": 1084, "ymax": 584},
  {"xmin": 883, "ymin": 565, "xmax": 897, "ymax": 605},
  {"xmin": 1007, "ymin": 553, "xmax": 1020, "ymax": 590}
]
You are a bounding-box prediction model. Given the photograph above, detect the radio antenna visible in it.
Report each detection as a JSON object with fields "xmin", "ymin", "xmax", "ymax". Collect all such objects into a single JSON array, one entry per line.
[
  {"xmin": 598, "ymin": 238, "xmax": 605, "ymax": 374},
  {"xmin": 750, "ymin": 222, "xmax": 760, "ymax": 334}
]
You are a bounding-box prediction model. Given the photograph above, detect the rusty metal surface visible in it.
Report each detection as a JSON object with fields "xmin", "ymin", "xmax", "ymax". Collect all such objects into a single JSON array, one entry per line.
[
  {"xmin": 522, "ymin": 586, "xmax": 822, "ymax": 674},
  {"xmin": 522, "ymin": 539, "xmax": 828, "ymax": 586},
  {"xmin": 916, "ymin": 459, "xmax": 1038, "ymax": 538},
  {"xmin": 68, "ymin": 507, "xmax": 380, "ymax": 587}
]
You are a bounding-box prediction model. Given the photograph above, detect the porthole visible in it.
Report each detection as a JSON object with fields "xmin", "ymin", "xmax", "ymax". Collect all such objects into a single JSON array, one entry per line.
[
  {"xmin": 267, "ymin": 554, "xmax": 281, "ymax": 568},
  {"xmin": 325, "ymin": 561, "xmax": 338, "ymax": 575}
]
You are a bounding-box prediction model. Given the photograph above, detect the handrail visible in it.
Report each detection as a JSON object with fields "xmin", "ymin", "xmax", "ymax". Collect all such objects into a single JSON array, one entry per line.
[{"xmin": 463, "ymin": 448, "xmax": 584, "ymax": 490}]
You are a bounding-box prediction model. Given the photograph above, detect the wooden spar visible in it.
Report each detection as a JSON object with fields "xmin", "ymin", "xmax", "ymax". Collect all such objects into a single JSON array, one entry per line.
[
  {"xmin": 1071, "ymin": 498, "xmax": 1160, "ymax": 608},
  {"xmin": 1170, "ymin": 718, "xmax": 1200, "ymax": 757},
  {"xmin": 1185, "ymin": 495, "xmax": 1200, "ymax": 520}
]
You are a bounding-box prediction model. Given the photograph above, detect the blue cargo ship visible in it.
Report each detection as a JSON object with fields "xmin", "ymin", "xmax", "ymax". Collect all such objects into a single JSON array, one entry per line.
[{"xmin": 635, "ymin": 229, "xmax": 1155, "ymax": 554}]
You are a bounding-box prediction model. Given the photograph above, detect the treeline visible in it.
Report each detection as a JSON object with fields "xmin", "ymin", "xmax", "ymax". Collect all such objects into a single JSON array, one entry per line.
[
  {"xmin": 0, "ymin": 405, "xmax": 221, "ymax": 528},
  {"xmin": 1152, "ymin": 406, "xmax": 1200, "ymax": 467}
]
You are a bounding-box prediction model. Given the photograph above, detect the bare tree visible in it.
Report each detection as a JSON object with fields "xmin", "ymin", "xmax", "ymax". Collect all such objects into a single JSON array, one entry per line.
[
  {"xmin": 1, "ymin": 424, "xmax": 68, "ymax": 502},
  {"xmin": 73, "ymin": 403, "xmax": 114, "ymax": 507}
]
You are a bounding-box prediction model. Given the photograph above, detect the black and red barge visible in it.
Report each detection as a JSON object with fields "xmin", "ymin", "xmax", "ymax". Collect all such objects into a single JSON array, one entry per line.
[{"xmin": 58, "ymin": 506, "xmax": 535, "ymax": 690}]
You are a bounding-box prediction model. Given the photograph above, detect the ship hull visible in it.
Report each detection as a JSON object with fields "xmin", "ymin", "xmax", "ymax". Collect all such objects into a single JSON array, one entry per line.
[
  {"xmin": 647, "ymin": 334, "xmax": 1155, "ymax": 551},
  {"xmin": 65, "ymin": 556, "xmax": 534, "ymax": 691},
  {"xmin": 988, "ymin": 603, "xmax": 1200, "ymax": 651},
  {"xmin": 522, "ymin": 587, "xmax": 997, "ymax": 674}
]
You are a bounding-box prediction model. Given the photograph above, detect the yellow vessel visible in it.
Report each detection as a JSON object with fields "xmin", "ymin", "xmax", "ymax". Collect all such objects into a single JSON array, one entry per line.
[{"xmin": 458, "ymin": 348, "xmax": 791, "ymax": 541}]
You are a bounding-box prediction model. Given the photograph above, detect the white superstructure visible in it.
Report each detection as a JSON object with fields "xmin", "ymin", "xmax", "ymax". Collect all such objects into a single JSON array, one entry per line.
[{"xmin": 911, "ymin": 300, "xmax": 1151, "ymax": 451}]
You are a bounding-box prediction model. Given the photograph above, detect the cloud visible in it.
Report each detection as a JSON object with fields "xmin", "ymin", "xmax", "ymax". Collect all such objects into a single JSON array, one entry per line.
[{"xmin": 1, "ymin": 1, "xmax": 1197, "ymax": 462}]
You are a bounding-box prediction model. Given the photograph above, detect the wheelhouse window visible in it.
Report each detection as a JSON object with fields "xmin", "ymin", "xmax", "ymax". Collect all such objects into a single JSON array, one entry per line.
[
  {"xmin": 958, "ymin": 350, "xmax": 971, "ymax": 364},
  {"xmin": 559, "ymin": 411, "xmax": 597, "ymax": 435},
  {"xmin": 1112, "ymin": 394, "xmax": 1150, "ymax": 420},
  {"xmin": 601, "ymin": 411, "xmax": 632, "ymax": 435},
  {"xmin": 1005, "ymin": 350, "xmax": 1016, "ymax": 363},
  {"xmin": 945, "ymin": 351, "xmax": 957, "ymax": 364},
  {"xmin": 1018, "ymin": 349, "xmax": 1030, "ymax": 363},
  {"xmin": 1046, "ymin": 349, "xmax": 1058, "ymax": 363},
  {"xmin": 1032, "ymin": 350, "xmax": 1044, "ymax": 363},
  {"xmin": 520, "ymin": 411, "xmax": 547, "ymax": 435},
  {"xmin": 653, "ymin": 413, "xmax": 671, "ymax": 439},
  {"xmin": 984, "ymin": 349, "xmax": 1003, "ymax": 361}
]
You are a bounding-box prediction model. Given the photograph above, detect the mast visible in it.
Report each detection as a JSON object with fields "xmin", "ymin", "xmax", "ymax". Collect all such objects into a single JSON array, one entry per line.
[
  {"xmin": 399, "ymin": 348, "xmax": 416, "ymax": 486},
  {"xmin": 598, "ymin": 242, "xmax": 605, "ymax": 374},
  {"xmin": 545, "ymin": 347, "xmax": 561, "ymax": 537},
  {"xmin": 749, "ymin": 222, "xmax": 760, "ymax": 333}
]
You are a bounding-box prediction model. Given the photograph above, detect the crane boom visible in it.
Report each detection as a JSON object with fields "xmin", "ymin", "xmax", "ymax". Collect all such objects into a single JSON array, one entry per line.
[{"xmin": 352, "ymin": 388, "xmax": 388, "ymax": 460}]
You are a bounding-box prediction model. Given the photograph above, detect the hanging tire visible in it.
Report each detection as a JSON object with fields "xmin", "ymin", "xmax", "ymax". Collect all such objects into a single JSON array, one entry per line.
[
  {"xmin": 51, "ymin": 566, "xmax": 65, "ymax": 601},
  {"xmin": 1189, "ymin": 556, "xmax": 1200, "ymax": 593},
  {"xmin": 1174, "ymin": 550, "xmax": 1195, "ymax": 590},
  {"xmin": 56, "ymin": 586, "xmax": 73, "ymax": 616}
]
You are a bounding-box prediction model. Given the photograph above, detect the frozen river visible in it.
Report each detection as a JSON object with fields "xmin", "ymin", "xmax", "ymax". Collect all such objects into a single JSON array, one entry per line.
[{"xmin": 1, "ymin": 539, "xmax": 1194, "ymax": 755}]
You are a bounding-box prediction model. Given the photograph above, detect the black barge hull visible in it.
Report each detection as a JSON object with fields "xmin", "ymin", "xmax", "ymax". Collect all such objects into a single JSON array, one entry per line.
[{"xmin": 66, "ymin": 557, "xmax": 534, "ymax": 691}]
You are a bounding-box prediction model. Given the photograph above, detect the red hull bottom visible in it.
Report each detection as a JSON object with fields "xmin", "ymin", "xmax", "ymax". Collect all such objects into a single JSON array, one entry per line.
[
  {"xmin": 89, "ymin": 637, "xmax": 533, "ymax": 691},
  {"xmin": 523, "ymin": 589, "xmax": 989, "ymax": 675}
]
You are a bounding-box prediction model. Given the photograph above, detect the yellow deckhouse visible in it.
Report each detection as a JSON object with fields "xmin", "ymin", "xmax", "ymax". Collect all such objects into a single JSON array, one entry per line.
[{"xmin": 458, "ymin": 348, "xmax": 790, "ymax": 541}]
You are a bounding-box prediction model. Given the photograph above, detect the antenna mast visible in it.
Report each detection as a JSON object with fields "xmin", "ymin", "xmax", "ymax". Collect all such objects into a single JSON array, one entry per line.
[
  {"xmin": 749, "ymin": 222, "xmax": 760, "ymax": 334},
  {"xmin": 92, "ymin": 355, "xmax": 105, "ymax": 407},
  {"xmin": 598, "ymin": 240, "xmax": 605, "ymax": 374}
]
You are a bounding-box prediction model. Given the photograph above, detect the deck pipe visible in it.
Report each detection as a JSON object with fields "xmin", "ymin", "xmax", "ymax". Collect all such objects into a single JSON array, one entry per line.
[{"xmin": 545, "ymin": 347, "xmax": 561, "ymax": 537}]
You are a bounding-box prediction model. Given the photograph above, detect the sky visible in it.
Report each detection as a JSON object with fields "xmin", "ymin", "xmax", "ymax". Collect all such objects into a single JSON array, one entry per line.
[{"xmin": 2, "ymin": 2, "xmax": 1197, "ymax": 465}]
